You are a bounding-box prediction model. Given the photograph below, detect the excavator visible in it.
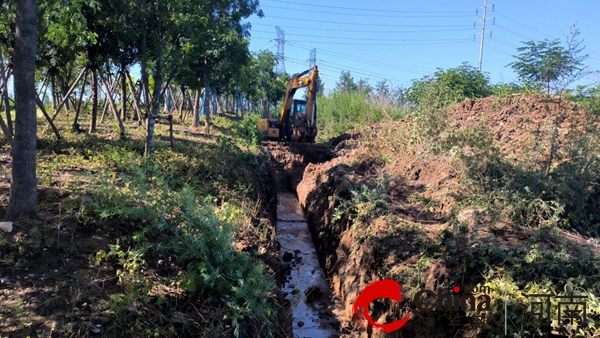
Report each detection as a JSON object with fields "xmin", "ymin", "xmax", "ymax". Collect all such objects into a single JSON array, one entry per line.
[{"xmin": 258, "ymin": 65, "xmax": 318, "ymax": 143}]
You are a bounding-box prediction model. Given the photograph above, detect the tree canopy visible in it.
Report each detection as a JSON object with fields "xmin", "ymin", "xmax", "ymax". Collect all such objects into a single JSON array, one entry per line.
[
  {"xmin": 508, "ymin": 24, "xmax": 588, "ymax": 95},
  {"xmin": 406, "ymin": 62, "xmax": 491, "ymax": 108}
]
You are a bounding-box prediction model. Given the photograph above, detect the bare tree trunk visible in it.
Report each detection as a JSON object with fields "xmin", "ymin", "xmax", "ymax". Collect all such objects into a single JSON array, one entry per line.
[
  {"xmin": 39, "ymin": 73, "xmax": 49, "ymax": 104},
  {"xmin": 0, "ymin": 51, "xmax": 13, "ymax": 136},
  {"xmin": 126, "ymin": 74, "xmax": 144, "ymax": 127},
  {"xmin": 178, "ymin": 87, "xmax": 185, "ymax": 121},
  {"xmin": 192, "ymin": 88, "xmax": 200, "ymax": 128},
  {"xmin": 51, "ymin": 71, "xmax": 57, "ymax": 109},
  {"xmin": 204, "ymin": 88, "xmax": 211, "ymax": 135},
  {"xmin": 50, "ymin": 66, "xmax": 87, "ymax": 122},
  {"xmin": 35, "ymin": 93, "xmax": 60, "ymax": 140},
  {"xmin": 6, "ymin": 0, "xmax": 37, "ymax": 221},
  {"xmin": 120, "ymin": 65, "xmax": 127, "ymax": 120},
  {"xmin": 89, "ymin": 65, "xmax": 98, "ymax": 133},
  {"xmin": 145, "ymin": 36, "xmax": 165, "ymax": 155}
]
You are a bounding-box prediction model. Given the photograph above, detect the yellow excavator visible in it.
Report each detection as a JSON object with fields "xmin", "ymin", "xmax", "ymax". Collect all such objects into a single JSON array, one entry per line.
[{"xmin": 258, "ymin": 65, "xmax": 318, "ymax": 143}]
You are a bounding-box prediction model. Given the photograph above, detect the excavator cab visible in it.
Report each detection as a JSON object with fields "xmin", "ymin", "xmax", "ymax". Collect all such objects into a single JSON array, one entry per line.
[
  {"xmin": 282, "ymin": 99, "xmax": 307, "ymax": 139},
  {"xmin": 258, "ymin": 66, "xmax": 319, "ymax": 143}
]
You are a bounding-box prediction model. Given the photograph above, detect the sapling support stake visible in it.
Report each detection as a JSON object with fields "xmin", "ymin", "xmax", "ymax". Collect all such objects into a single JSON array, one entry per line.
[{"xmin": 50, "ymin": 66, "xmax": 88, "ymax": 122}]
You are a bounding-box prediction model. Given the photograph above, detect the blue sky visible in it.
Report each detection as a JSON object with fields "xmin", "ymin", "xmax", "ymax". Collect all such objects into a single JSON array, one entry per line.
[{"xmin": 244, "ymin": 0, "xmax": 600, "ymax": 94}]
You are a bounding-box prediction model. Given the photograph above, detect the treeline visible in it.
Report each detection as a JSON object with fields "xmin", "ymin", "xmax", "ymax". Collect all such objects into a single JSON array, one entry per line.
[
  {"xmin": 0, "ymin": 0, "xmax": 291, "ymax": 151},
  {"xmin": 0, "ymin": 0, "xmax": 298, "ymax": 220}
]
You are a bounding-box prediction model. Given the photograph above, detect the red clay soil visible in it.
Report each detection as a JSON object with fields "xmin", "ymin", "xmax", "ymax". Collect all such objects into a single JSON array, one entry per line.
[
  {"xmin": 296, "ymin": 150, "xmax": 464, "ymax": 337},
  {"xmin": 449, "ymin": 94, "xmax": 600, "ymax": 163}
]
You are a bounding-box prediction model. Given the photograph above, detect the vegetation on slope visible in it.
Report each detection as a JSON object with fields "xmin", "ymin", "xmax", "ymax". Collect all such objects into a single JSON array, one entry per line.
[{"xmin": 0, "ymin": 113, "xmax": 286, "ymax": 337}]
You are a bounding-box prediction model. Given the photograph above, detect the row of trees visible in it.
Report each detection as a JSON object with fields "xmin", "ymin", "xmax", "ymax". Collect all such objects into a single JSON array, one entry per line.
[{"xmin": 1, "ymin": 0, "xmax": 299, "ymax": 221}]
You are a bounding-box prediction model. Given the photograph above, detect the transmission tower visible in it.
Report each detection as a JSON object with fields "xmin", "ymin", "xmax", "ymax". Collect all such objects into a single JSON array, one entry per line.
[
  {"xmin": 275, "ymin": 26, "xmax": 286, "ymax": 74},
  {"xmin": 475, "ymin": 0, "xmax": 494, "ymax": 71},
  {"xmin": 309, "ymin": 48, "xmax": 316, "ymax": 68}
]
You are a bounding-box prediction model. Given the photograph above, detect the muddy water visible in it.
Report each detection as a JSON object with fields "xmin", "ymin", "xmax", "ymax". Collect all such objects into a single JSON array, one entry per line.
[{"xmin": 277, "ymin": 192, "xmax": 345, "ymax": 338}]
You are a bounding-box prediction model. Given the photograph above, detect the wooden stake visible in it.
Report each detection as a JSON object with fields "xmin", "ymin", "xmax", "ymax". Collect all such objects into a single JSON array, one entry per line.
[
  {"xmin": 98, "ymin": 69, "xmax": 125, "ymax": 137},
  {"xmin": 50, "ymin": 66, "xmax": 87, "ymax": 122},
  {"xmin": 36, "ymin": 93, "xmax": 61, "ymax": 140},
  {"xmin": 126, "ymin": 74, "xmax": 145, "ymax": 127}
]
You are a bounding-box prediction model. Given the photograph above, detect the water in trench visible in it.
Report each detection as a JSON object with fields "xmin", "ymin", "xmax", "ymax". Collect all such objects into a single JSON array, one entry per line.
[{"xmin": 277, "ymin": 192, "xmax": 346, "ymax": 338}]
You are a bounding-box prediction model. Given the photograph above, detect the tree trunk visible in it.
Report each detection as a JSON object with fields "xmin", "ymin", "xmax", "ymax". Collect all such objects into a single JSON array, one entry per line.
[
  {"xmin": 126, "ymin": 73, "xmax": 144, "ymax": 126},
  {"xmin": 6, "ymin": 0, "xmax": 37, "ymax": 221},
  {"xmin": 98, "ymin": 69, "xmax": 125, "ymax": 137},
  {"xmin": 192, "ymin": 88, "xmax": 200, "ymax": 128},
  {"xmin": 178, "ymin": 87, "xmax": 185, "ymax": 121},
  {"xmin": 51, "ymin": 71, "xmax": 57, "ymax": 109},
  {"xmin": 0, "ymin": 51, "xmax": 13, "ymax": 136},
  {"xmin": 121, "ymin": 64, "xmax": 127, "ymax": 120},
  {"xmin": 145, "ymin": 39, "xmax": 163, "ymax": 155},
  {"xmin": 73, "ymin": 69, "xmax": 88, "ymax": 131},
  {"xmin": 204, "ymin": 88, "xmax": 211, "ymax": 135},
  {"xmin": 89, "ymin": 64, "xmax": 98, "ymax": 132}
]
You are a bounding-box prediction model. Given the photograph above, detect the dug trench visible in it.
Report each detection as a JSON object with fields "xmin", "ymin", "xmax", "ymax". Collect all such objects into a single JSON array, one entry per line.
[
  {"xmin": 266, "ymin": 138, "xmax": 497, "ymax": 338},
  {"xmin": 262, "ymin": 141, "xmax": 354, "ymax": 337},
  {"xmin": 264, "ymin": 140, "xmax": 442, "ymax": 338}
]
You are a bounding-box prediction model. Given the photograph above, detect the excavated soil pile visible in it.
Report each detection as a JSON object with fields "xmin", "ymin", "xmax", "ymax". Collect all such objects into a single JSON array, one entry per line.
[
  {"xmin": 449, "ymin": 94, "xmax": 600, "ymax": 164},
  {"xmin": 276, "ymin": 94, "xmax": 600, "ymax": 337}
]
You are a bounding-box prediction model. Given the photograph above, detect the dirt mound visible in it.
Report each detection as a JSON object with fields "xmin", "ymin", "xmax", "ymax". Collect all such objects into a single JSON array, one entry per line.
[{"xmin": 449, "ymin": 94, "xmax": 598, "ymax": 161}]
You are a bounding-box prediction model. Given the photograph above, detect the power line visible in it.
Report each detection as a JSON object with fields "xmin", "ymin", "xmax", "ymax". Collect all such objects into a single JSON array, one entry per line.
[
  {"xmin": 495, "ymin": 24, "xmax": 533, "ymax": 41},
  {"xmin": 263, "ymin": 0, "xmax": 472, "ymax": 14},
  {"xmin": 492, "ymin": 37, "xmax": 518, "ymax": 48},
  {"xmin": 317, "ymin": 59, "xmax": 413, "ymax": 83},
  {"xmin": 264, "ymin": 15, "xmax": 473, "ymax": 28},
  {"xmin": 495, "ymin": 12, "xmax": 556, "ymax": 40},
  {"xmin": 287, "ymin": 41, "xmax": 431, "ymax": 73},
  {"xmin": 485, "ymin": 44, "xmax": 513, "ymax": 57},
  {"xmin": 285, "ymin": 55, "xmax": 412, "ymax": 84},
  {"xmin": 261, "ymin": 4, "xmax": 474, "ymax": 18},
  {"xmin": 287, "ymin": 41, "xmax": 427, "ymax": 74},
  {"xmin": 250, "ymin": 23, "xmax": 474, "ymax": 34},
  {"xmin": 252, "ymin": 30, "xmax": 471, "ymax": 42},
  {"xmin": 275, "ymin": 37, "xmax": 474, "ymax": 46}
]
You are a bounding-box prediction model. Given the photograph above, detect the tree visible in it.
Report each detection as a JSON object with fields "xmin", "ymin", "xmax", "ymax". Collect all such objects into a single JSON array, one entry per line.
[
  {"xmin": 6, "ymin": 0, "xmax": 37, "ymax": 220},
  {"xmin": 508, "ymin": 24, "xmax": 588, "ymax": 95},
  {"xmin": 335, "ymin": 71, "xmax": 358, "ymax": 92},
  {"xmin": 406, "ymin": 62, "xmax": 490, "ymax": 108}
]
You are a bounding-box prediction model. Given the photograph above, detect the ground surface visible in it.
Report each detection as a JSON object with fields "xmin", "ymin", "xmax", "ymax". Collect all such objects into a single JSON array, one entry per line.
[
  {"xmin": 0, "ymin": 114, "xmax": 292, "ymax": 338},
  {"xmin": 2, "ymin": 95, "xmax": 600, "ymax": 338}
]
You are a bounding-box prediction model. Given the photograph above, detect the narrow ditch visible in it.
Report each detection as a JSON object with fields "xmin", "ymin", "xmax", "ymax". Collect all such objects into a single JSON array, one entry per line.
[
  {"xmin": 262, "ymin": 142, "xmax": 348, "ymax": 338},
  {"xmin": 277, "ymin": 192, "xmax": 344, "ymax": 337}
]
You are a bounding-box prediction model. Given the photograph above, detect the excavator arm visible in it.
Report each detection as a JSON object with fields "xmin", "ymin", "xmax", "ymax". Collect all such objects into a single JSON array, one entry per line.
[
  {"xmin": 278, "ymin": 67, "xmax": 314, "ymax": 127},
  {"xmin": 258, "ymin": 65, "xmax": 319, "ymax": 142}
]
